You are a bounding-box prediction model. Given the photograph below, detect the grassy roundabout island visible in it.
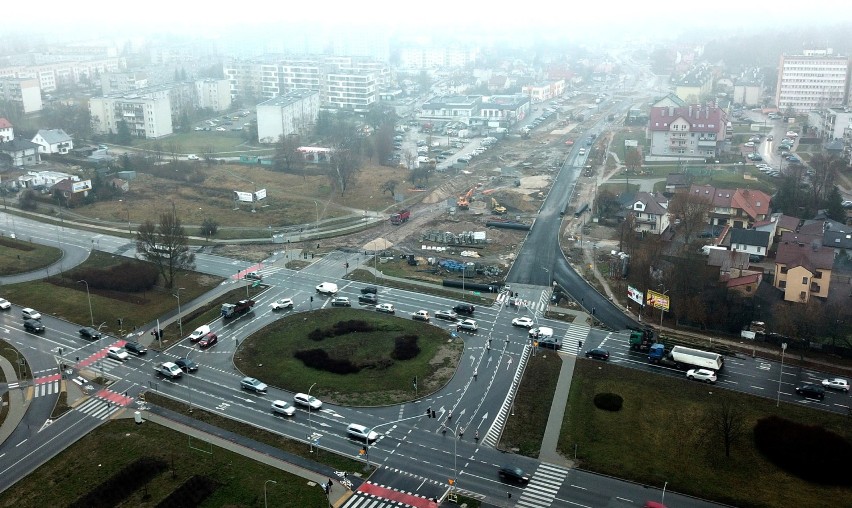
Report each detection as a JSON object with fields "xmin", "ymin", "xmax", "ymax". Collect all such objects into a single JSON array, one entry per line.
[{"xmin": 233, "ymin": 308, "xmax": 464, "ymax": 406}]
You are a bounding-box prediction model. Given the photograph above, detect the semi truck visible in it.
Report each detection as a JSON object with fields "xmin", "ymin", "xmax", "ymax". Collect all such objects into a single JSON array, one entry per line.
[
  {"xmin": 221, "ymin": 299, "xmax": 255, "ymax": 319},
  {"xmin": 628, "ymin": 327, "xmax": 656, "ymax": 352},
  {"xmin": 153, "ymin": 362, "xmax": 183, "ymax": 379},
  {"xmin": 648, "ymin": 344, "xmax": 723, "ymax": 371},
  {"xmin": 390, "ymin": 209, "xmax": 411, "ymax": 225}
]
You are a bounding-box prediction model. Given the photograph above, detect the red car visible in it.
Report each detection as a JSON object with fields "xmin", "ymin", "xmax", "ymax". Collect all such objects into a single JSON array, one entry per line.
[
  {"xmin": 564, "ymin": 139, "xmax": 574, "ymax": 146},
  {"xmin": 198, "ymin": 332, "xmax": 218, "ymax": 349}
]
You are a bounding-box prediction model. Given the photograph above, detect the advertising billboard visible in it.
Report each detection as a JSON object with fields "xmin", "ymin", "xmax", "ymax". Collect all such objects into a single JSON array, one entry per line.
[
  {"xmin": 72, "ymin": 180, "xmax": 92, "ymax": 193},
  {"xmin": 254, "ymin": 188, "xmax": 267, "ymax": 201},
  {"xmin": 627, "ymin": 285, "xmax": 644, "ymax": 306},
  {"xmin": 234, "ymin": 191, "xmax": 253, "ymax": 203},
  {"xmin": 646, "ymin": 290, "xmax": 670, "ymax": 311}
]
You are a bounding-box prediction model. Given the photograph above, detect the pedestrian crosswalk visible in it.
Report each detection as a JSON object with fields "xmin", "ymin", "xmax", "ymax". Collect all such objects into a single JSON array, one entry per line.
[
  {"xmin": 341, "ymin": 482, "xmax": 437, "ymax": 508},
  {"xmin": 76, "ymin": 388, "xmax": 134, "ymax": 421},
  {"xmin": 32, "ymin": 373, "xmax": 61, "ymax": 398},
  {"xmin": 515, "ymin": 463, "xmax": 570, "ymax": 508},
  {"xmin": 494, "ymin": 292, "xmax": 547, "ymax": 313},
  {"xmin": 561, "ymin": 324, "xmax": 591, "ymax": 353}
]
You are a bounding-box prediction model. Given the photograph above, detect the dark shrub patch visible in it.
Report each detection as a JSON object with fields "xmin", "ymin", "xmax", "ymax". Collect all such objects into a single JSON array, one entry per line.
[
  {"xmin": 332, "ymin": 320, "xmax": 374, "ymax": 335},
  {"xmin": 754, "ymin": 415, "xmax": 852, "ymax": 486},
  {"xmin": 294, "ymin": 348, "xmax": 361, "ymax": 374},
  {"xmin": 307, "ymin": 328, "xmax": 333, "ymax": 341},
  {"xmin": 155, "ymin": 474, "xmax": 219, "ymax": 508},
  {"xmin": 593, "ymin": 392, "xmax": 623, "ymax": 412},
  {"xmin": 68, "ymin": 456, "xmax": 167, "ymax": 508},
  {"xmin": 70, "ymin": 261, "xmax": 159, "ymax": 292},
  {"xmin": 392, "ymin": 335, "xmax": 420, "ymax": 360}
]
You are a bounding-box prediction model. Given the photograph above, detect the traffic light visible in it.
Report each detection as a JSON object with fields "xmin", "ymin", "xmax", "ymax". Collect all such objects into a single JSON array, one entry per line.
[{"xmin": 431, "ymin": 409, "xmax": 436, "ymax": 419}]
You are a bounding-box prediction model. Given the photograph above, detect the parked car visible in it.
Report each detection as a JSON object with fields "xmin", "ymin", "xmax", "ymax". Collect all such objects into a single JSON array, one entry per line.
[
  {"xmin": 0, "ymin": 298, "xmax": 10, "ymax": 310},
  {"xmin": 241, "ymin": 377, "xmax": 268, "ymax": 394},
  {"xmin": 187, "ymin": 154, "xmax": 200, "ymax": 160},
  {"xmin": 189, "ymin": 325, "xmax": 211, "ymax": 343},
  {"xmin": 24, "ymin": 319, "xmax": 45, "ymax": 333},
  {"xmin": 498, "ymin": 465, "xmax": 529, "ymax": 485},
  {"xmin": 175, "ymin": 357, "xmax": 198, "ymax": 372},
  {"xmin": 271, "ymin": 400, "xmax": 296, "ymax": 416},
  {"xmin": 375, "ymin": 303, "xmax": 395, "ymax": 314},
  {"xmin": 347, "ymin": 423, "xmax": 379, "ymax": 442},
  {"xmin": 358, "ymin": 294, "xmax": 378, "ymax": 304},
  {"xmin": 512, "ymin": 317, "xmax": 534, "ymax": 328},
  {"xmin": 794, "ymin": 382, "xmax": 825, "ymax": 400},
  {"xmin": 331, "ymin": 297, "xmax": 351, "ymax": 307},
  {"xmin": 124, "ymin": 341, "xmax": 147, "ymax": 355},
  {"xmin": 79, "ymin": 327, "xmax": 102, "ymax": 340},
  {"xmin": 686, "ymin": 368, "xmax": 717, "ymax": 383},
  {"xmin": 435, "ymin": 310, "xmax": 458, "ymax": 321},
  {"xmin": 585, "ymin": 348, "xmax": 610, "ymax": 361},
  {"xmin": 821, "ymin": 378, "xmax": 849, "ymax": 392},
  {"xmin": 270, "ymin": 298, "xmax": 294, "ymax": 310},
  {"xmin": 294, "ymin": 392, "xmax": 322, "ymax": 409},
  {"xmin": 412, "ymin": 310, "xmax": 430, "ymax": 321},
  {"xmin": 107, "ymin": 347, "xmax": 129, "ymax": 361},
  {"xmin": 215, "ymin": 127, "xmax": 226, "ymax": 132},
  {"xmin": 198, "ymin": 332, "xmax": 218, "ymax": 349}
]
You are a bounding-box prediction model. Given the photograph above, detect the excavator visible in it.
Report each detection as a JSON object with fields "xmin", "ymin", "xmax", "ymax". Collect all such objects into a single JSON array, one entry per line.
[
  {"xmin": 491, "ymin": 197, "xmax": 507, "ymax": 215},
  {"xmin": 457, "ymin": 187, "xmax": 476, "ymax": 210}
]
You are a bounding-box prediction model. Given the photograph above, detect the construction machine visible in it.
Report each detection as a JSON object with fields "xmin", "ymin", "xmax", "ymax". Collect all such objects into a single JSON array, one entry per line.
[
  {"xmin": 491, "ymin": 197, "xmax": 507, "ymax": 215},
  {"xmin": 457, "ymin": 187, "xmax": 475, "ymax": 210}
]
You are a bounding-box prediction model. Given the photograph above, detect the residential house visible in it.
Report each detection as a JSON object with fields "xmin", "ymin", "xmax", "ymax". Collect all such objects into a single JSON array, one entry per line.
[
  {"xmin": 823, "ymin": 225, "xmax": 852, "ymax": 259},
  {"xmin": 664, "ymin": 173, "xmax": 691, "ymax": 193},
  {"xmin": 647, "ymin": 100, "xmax": 727, "ymax": 160},
  {"xmin": 0, "ymin": 117, "xmax": 13, "ymax": 142},
  {"xmin": 726, "ymin": 228, "xmax": 771, "ymax": 260},
  {"xmin": 773, "ymin": 232, "xmax": 834, "ymax": 303},
  {"xmin": 688, "ymin": 185, "xmax": 770, "ymax": 229},
  {"xmin": 32, "ymin": 129, "xmax": 73, "ymax": 154},
  {"xmin": 17, "ymin": 170, "xmax": 78, "ymax": 188},
  {"xmin": 52, "ymin": 178, "xmax": 90, "ymax": 206},
  {"xmin": 0, "ymin": 139, "xmax": 40, "ymax": 166},
  {"xmin": 629, "ymin": 192, "xmax": 670, "ymax": 234}
]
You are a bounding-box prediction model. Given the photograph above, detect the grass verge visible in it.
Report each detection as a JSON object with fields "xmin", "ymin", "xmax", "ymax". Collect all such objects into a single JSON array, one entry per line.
[
  {"xmin": 0, "ymin": 237, "xmax": 62, "ymax": 276},
  {"xmin": 0, "ymin": 418, "xmax": 327, "ymax": 508},
  {"xmin": 233, "ymin": 308, "xmax": 464, "ymax": 406},
  {"xmin": 498, "ymin": 352, "xmax": 562, "ymax": 456},
  {"xmin": 346, "ymin": 268, "xmax": 495, "ymax": 307},
  {"xmin": 558, "ymin": 360, "xmax": 852, "ymax": 508}
]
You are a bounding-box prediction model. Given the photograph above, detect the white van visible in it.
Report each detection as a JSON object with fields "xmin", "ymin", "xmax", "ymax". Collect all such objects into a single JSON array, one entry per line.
[
  {"xmin": 529, "ymin": 326, "xmax": 553, "ymax": 340},
  {"xmin": 315, "ymin": 282, "xmax": 339, "ymax": 295}
]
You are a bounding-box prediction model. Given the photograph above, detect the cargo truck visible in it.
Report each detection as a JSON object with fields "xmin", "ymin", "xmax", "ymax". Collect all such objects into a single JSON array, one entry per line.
[
  {"xmin": 648, "ymin": 344, "xmax": 723, "ymax": 371},
  {"xmin": 221, "ymin": 299, "xmax": 255, "ymax": 319},
  {"xmin": 628, "ymin": 327, "xmax": 656, "ymax": 352},
  {"xmin": 390, "ymin": 209, "xmax": 411, "ymax": 225}
]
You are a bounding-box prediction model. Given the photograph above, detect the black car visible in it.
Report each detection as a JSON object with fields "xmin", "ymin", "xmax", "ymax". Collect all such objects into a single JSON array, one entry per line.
[
  {"xmin": 358, "ymin": 294, "xmax": 378, "ymax": 304},
  {"xmin": 175, "ymin": 357, "xmax": 198, "ymax": 372},
  {"xmin": 539, "ymin": 338, "xmax": 561, "ymax": 350},
  {"xmin": 794, "ymin": 382, "xmax": 825, "ymax": 401},
  {"xmin": 24, "ymin": 319, "xmax": 45, "ymax": 333},
  {"xmin": 585, "ymin": 348, "xmax": 610, "ymax": 361},
  {"xmin": 124, "ymin": 341, "xmax": 148, "ymax": 355},
  {"xmin": 498, "ymin": 465, "xmax": 529, "ymax": 485},
  {"xmin": 360, "ymin": 286, "xmax": 378, "ymax": 294},
  {"xmin": 79, "ymin": 327, "xmax": 101, "ymax": 340},
  {"xmin": 453, "ymin": 303, "xmax": 475, "ymax": 315}
]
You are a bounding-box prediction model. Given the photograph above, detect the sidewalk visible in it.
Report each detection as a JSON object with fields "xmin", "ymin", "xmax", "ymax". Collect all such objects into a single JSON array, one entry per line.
[
  {"xmin": 0, "ymin": 355, "xmax": 30, "ymax": 446},
  {"xmin": 538, "ymin": 353, "xmax": 577, "ymax": 468}
]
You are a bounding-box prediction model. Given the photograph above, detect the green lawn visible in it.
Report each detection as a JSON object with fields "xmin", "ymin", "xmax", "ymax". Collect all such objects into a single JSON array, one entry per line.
[
  {"xmin": 558, "ymin": 360, "xmax": 852, "ymax": 508},
  {"xmin": 0, "ymin": 237, "xmax": 62, "ymax": 276},
  {"xmin": 0, "ymin": 419, "xmax": 327, "ymax": 508},
  {"xmin": 234, "ymin": 308, "xmax": 464, "ymax": 406},
  {"xmin": 133, "ymin": 131, "xmax": 270, "ymax": 155},
  {"xmin": 499, "ymin": 352, "xmax": 561, "ymax": 456}
]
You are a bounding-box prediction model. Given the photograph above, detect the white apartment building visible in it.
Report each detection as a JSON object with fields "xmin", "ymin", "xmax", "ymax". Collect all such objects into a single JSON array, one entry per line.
[
  {"xmin": 0, "ymin": 78, "xmax": 43, "ymax": 114},
  {"xmin": 398, "ymin": 46, "xmax": 476, "ymax": 69},
  {"xmin": 808, "ymin": 107, "xmax": 852, "ymax": 140},
  {"xmin": 775, "ymin": 49, "xmax": 850, "ymax": 113},
  {"xmin": 521, "ymin": 81, "xmax": 565, "ymax": 103},
  {"xmin": 326, "ymin": 72, "xmax": 376, "ymax": 111},
  {"xmin": 420, "ymin": 96, "xmax": 482, "ymax": 123},
  {"xmin": 195, "ymin": 79, "xmax": 232, "ymax": 112},
  {"xmin": 647, "ymin": 103, "xmax": 727, "ymax": 159},
  {"xmin": 0, "ymin": 57, "xmax": 125, "ymax": 93},
  {"xmin": 257, "ymin": 90, "xmax": 320, "ymax": 143},
  {"xmin": 101, "ymin": 71, "xmax": 148, "ymax": 95},
  {"xmin": 89, "ymin": 91, "xmax": 172, "ymax": 139}
]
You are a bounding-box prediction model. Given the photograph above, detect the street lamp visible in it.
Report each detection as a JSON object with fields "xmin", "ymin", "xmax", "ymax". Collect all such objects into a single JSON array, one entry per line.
[
  {"xmin": 658, "ymin": 285, "xmax": 671, "ymax": 330},
  {"xmin": 662, "ymin": 481, "xmax": 668, "ymax": 505},
  {"xmin": 96, "ymin": 322, "xmax": 108, "ymax": 379},
  {"xmin": 308, "ymin": 382, "xmax": 317, "ymax": 452},
  {"xmin": 264, "ymin": 480, "xmax": 277, "ymax": 508},
  {"xmin": 77, "ymin": 280, "xmax": 94, "ymax": 326},
  {"xmin": 312, "ymin": 200, "xmax": 319, "ymax": 230},
  {"xmin": 776, "ymin": 342, "xmax": 787, "ymax": 407},
  {"xmin": 174, "ymin": 288, "xmax": 185, "ymax": 337}
]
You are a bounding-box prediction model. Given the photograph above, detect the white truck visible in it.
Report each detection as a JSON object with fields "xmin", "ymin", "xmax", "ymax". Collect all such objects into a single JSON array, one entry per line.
[
  {"xmin": 649, "ymin": 344, "xmax": 724, "ymax": 371},
  {"xmin": 153, "ymin": 362, "xmax": 183, "ymax": 379}
]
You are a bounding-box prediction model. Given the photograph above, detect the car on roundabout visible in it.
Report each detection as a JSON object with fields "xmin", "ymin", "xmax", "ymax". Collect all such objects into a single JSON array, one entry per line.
[
  {"xmin": 294, "ymin": 392, "xmax": 322, "ymax": 410},
  {"xmin": 331, "ymin": 297, "xmax": 351, "ymax": 307},
  {"xmin": 512, "ymin": 317, "xmax": 534, "ymax": 328},
  {"xmin": 241, "ymin": 377, "xmax": 268, "ymax": 394},
  {"xmin": 124, "ymin": 341, "xmax": 147, "ymax": 355},
  {"xmin": 270, "ymin": 298, "xmax": 294, "ymax": 310},
  {"xmin": 175, "ymin": 357, "xmax": 198, "ymax": 372},
  {"xmin": 498, "ymin": 465, "xmax": 529, "ymax": 485},
  {"xmin": 198, "ymin": 332, "xmax": 218, "ymax": 349},
  {"xmin": 585, "ymin": 348, "xmax": 610, "ymax": 361},
  {"xmin": 188, "ymin": 325, "xmax": 211, "ymax": 343},
  {"xmin": 412, "ymin": 310, "xmax": 430, "ymax": 322},
  {"xmin": 375, "ymin": 303, "xmax": 395, "ymax": 314},
  {"xmin": 435, "ymin": 309, "xmax": 458, "ymax": 321},
  {"xmin": 0, "ymin": 298, "xmax": 10, "ymax": 310},
  {"xmin": 271, "ymin": 400, "xmax": 296, "ymax": 416}
]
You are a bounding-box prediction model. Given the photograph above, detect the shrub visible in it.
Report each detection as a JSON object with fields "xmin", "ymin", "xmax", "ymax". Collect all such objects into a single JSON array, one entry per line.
[
  {"xmin": 294, "ymin": 348, "xmax": 361, "ymax": 374},
  {"xmin": 71, "ymin": 262, "xmax": 159, "ymax": 292},
  {"xmin": 333, "ymin": 320, "xmax": 374, "ymax": 335},
  {"xmin": 593, "ymin": 392, "xmax": 623, "ymax": 412},
  {"xmin": 754, "ymin": 415, "xmax": 852, "ymax": 486},
  {"xmin": 307, "ymin": 328, "xmax": 332, "ymax": 341},
  {"xmin": 68, "ymin": 457, "xmax": 167, "ymax": 508},
  {"xmin": 391, "ymin": 335, "xmax": 420, "ymax": 360}
]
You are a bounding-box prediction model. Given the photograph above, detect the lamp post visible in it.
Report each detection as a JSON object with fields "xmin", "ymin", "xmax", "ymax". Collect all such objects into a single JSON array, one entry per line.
[
  {"xmin": 313, "ymin": 200, "xmax": 319, "ymax": 230},
  {"xmin": 662, "ymin": 481, "xmax": 668, "ymax": 505},
  {"xmin": 77, "ymin": 280, "xmax": 94, "ymax": 326},
  {"xmin": 174, "ymin": 288, "xmax": 185, "ymax": 337},
  {"xmin": 96, "ymin": 322, "xmax": 108, "ymax": 379},
  {"xmin": 658, "ymin": 285, "xmax": 670, "ymax": 330},
  {"xmin": 308, "ymin": 382, "xmax": 316, "ymax": 452},
  {"xmin": 264, "ymin": 480, "xmax": 277, "ymax": 508},
  {"xmin": 776, "ymin": 342, "xmax": 787, "ymax": 407}
]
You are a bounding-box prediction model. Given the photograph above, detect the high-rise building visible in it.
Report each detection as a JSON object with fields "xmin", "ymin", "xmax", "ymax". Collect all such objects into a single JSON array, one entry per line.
[{"xmin": 775, "ymin": 49, "xmax": 850, "ymax": 113}]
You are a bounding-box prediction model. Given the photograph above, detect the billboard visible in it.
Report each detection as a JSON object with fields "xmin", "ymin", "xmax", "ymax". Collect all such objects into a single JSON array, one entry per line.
[
  {"xmin": 254, "ymin": 188, "xmax": 267, "ymax": 201},
  {"xmin": 627, "ymin": 285, "xmax": 644, "ymax": 306},
  {"xmin": 646, "ymin": 290, "xmax": 670, "ymax": 311},
  {"xmin": 234, "ymin": 191, "xmax": 253, "ymax": 203},
  {"xmin": 72, "ymin": 180, "xmax": 92, "ymax": 193}
]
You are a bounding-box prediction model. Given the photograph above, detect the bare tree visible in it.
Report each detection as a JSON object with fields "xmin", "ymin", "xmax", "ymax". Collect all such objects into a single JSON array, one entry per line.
[
  {"xmin": 381, "ymin": 179, "xmax": 399, "ymax": 196},
  {"xmin": 201, "ymin": 144, "xmax": 216, "ymax": 166},
  {"xmin": 403, "ymin": 150, "xmax": 417, "ymax": 170},
  {"xmin": 702, "ymin": 396, "xmax": 747, "ymax": 458},
  {"xmin": 807, "ymin": 154, "xmax": 841, "ymax": 209},
  {"xmin": 135, "ymin": 211, "xmax": 195, "ymax": 289},
  {"xmin": 274, "ymin": 134, "xmax": 302, "ymax": 173},
  {"xmin": 166, "ymin": 141, "xmax": 181, "ymax": 163},
  {"xmin": 329, "ymin": 142, "xmax": 362, "ymax": 196},
  {"xmin": 624, "ymin": 147, "xmax": 643, "ymax": 172},
  {"xmin": 669, "ymin": 192, "xmax": 713, "ymax": 248}
]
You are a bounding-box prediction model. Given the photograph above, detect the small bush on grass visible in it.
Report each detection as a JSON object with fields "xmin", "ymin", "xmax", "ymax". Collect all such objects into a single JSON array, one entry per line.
[
  {"xmin": 294, "ymin": 349, "xmax": 361, "ymax": 374},
  {"xmin": 593, "ymin": 392, "xmax": 623, "ymax": 412},
  {"xmin": 392, "ymin": 335, "xmax": 420, "ymax": 360}
]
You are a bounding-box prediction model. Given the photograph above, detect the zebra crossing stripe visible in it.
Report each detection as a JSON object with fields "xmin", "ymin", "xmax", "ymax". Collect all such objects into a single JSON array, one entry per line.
[{"xmin": 515, "ymin": 464, "xmax": 570, "ymax": 508}]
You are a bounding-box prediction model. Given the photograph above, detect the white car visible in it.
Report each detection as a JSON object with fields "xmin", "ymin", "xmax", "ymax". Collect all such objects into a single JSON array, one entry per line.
[
  {"xmin": 0, "ymin": 298, "xmax": 10, "ymax": 310},
  {"xmin": 315, "ymin": 282, "xmax": 339, "ymax": 295},
  {"xmin": 22, "ymin": 308, "xmax": 42, "ymax": 320},
  {"xmin": 270, "ymin": 298, "xmax": 294, "ymax": 310},
  {"xmin": 215, "ymin": 127, "xmax": 226, "ymax": 132},
  {"xmin": 375, "ymin": 303, "xmax": 395, "ymax": 314},
  {"xmin": 686, "ymin": 368, "xmax": 717, "ymax": 384},
  {"xmin": 271, "ymin": 400, "xmax": 296, "ymax": 416},
  {"xmin": 512, "ymin": 317, "xmax": 534, "ymax": 328},
  {"xmin": 347, "ymin": 423, "xmax": 379, "ymax": 442},
  {"xmin": 188, "ymin": 325, "xmax": 211, "ymax": 343},
  {"xmin": 412, "ymin": 310, "xmax": 430, "ymax": 322},
  {"xmin": 107, "ymin": 346, "xmax": 129, "ymax": 361},
  {"xmin": 294, "ymin": 392, "xmax": 323, "ymax": 410},
  {"xmin": 821, "ymin": 378, "xmax": 849, "ymax": 392},
  {"xmin": 187, "ymin": 154, "xmax": 200, "ymax": 160}
]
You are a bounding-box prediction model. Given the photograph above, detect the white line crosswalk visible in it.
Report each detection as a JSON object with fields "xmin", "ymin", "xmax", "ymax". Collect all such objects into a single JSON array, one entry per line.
[
  {"xmin": 562, "ymin": 324, "xmax": 591, "ymax": 353},
  {"xmin": 32, "ymin": 381, "xmax": 60, "ymax": 397},
  {"xmin": 515, "ymin": 463, "xmax": 570, "ymax": 508},
  {"xmin": 75, "ymin": 397, "xmax": 122, "ymax": 421}
]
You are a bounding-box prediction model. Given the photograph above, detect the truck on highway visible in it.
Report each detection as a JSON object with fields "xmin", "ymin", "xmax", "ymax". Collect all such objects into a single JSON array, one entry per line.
[
  {"xmin": 390, "ymin": 209, "xmax": 411, "ymax": 225},
  {"xmin": 648, "ymin": 344, "xmax": 723, "ymax": 371},
  {"xmin": 221, "ymin": 299, "xmax": 255, "ymax": 319},
  {"xmin": 153, "ymin": 362, "xmax": 183, "ymax": 379},
  {"xmin": 628, "ymin": 327, "xmax": 656, "ymax": 352}
]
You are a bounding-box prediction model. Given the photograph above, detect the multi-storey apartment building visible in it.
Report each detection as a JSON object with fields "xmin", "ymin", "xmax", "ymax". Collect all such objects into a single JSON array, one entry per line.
[
  {"xmin": 89, "ymin": 90, "xmax": 172, "ymax": 139},
  {"xmin": 101, "ymin": 71, "xmax": 148, "ymax": 95},
  {"xmin": 521, "ymin": 81, "xmax": 565, "ymax": 103},
  {"xmin": 773, "ymin": 232, "xmax": 834, "ymax": 303},
  {"xmin": 398, "ymin": 46, "xmax": 476, "ymax": 69},
  {"xmin": 0, "ymin": 78, "xmax": 43, "ymax": 114},
  {"xmin": 807, "ymin": 107, "xmax": 852, "ymax": 141},
  {"xmin": 326, "ymin": 72, "xmax": 376, "ymax": 111},
  {"xmin": 195, "ymin": 79, "xmax": 232, "ymax": 112},
  {"xmin": 775, "ymin": 49, "xmax": 850, "ymax": 113},
  {"xmin": 647, "ymin": 102, "xmax": 727, "ymax": 160},
  {"xmin": 0, "ymin": 57, "xmax": 125, "ymax": 93},
  {"xmin": 256, "ymin": 90, "xmax": 320, "ymax": 143}
]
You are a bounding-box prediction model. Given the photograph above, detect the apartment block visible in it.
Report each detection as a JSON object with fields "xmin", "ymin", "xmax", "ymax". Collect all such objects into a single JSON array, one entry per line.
[
  {"xmin": 256, "ymin": 90, "xmax": 320, "ymax": 143},
  {"xmin": 101, "ymin": 71, "xmax": 149, "ymax": 95},
  {"xmin": 89, "ymin": 91, "xmax": 172, "ymax": 139},
  {"xmin": 647, "ymin": 103, "xmax": 727, "ymax": 159},
  {"xmin": 398, "ymin": 46, "xmax": 476, "ymax": 69},
  {"xmin": 0, "ymin": 57, "xmax": 125, "ymax": 93},
  {"xmin": 807, "ymin": 107, "xmax": 852, "ymax": 141},
  {"xmin": 195, "ymin": 79, "xmax": 232, "ymax": 112},
  {"xmin": 774, "ymin": 49, "xmax": 850, "ymax": 113},
  {"xmin": 326, "ymin": 71, "xmax": 376, "ymax": 111},
  {"xmin": 0, "ymin": 78, "xmax": 43, "ymax": 114},
  {"xmin": 521, "ymin": 81, "xmax": 565, "ymax": 103}
]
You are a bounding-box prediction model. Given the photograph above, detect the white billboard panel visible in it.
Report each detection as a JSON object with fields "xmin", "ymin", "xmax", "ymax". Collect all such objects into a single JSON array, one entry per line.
[
  {"xmin": 72, "ymin": 180, "xmax": 92, "ymax": 193},
  {"xmin": 254, "ymin": 188, "xmax": 267, "ymax": 201},
  {"xmin": 234, "ymin": 191, "xmax": 253, "ymax": 202}
]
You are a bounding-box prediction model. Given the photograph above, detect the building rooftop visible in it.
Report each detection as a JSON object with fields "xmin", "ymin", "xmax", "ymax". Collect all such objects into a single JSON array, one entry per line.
[{"xmin": 257, "ymin": 89, "xmax": 319, "ymax": 108}]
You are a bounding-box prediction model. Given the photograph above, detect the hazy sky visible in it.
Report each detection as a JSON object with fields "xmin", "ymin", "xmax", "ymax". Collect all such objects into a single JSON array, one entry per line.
[{"xmin": 9, "ymin": 0, "xmax": 852, "ymax": 35}]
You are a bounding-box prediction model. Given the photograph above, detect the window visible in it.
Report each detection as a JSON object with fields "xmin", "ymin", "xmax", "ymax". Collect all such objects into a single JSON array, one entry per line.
[
  {"xmin": 799, "ymin": 291, "xmax": 807, "ymax": 301},
  {"xmin": 779, "ymin": 280, "xmax": 786, "ymax": 288},
  {"xmin": 780, "ymin": 267, "xmax": 788, "ymax": 274},
  {"xmin": 802, "ymin": 277, "xmax": 808, "ymax": 285}
]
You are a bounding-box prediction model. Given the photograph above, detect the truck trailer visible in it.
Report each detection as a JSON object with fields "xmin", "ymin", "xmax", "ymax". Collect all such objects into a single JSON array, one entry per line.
[
  {"xmin": 649, "ymin": 344, "xmax": 723, "ymax": 371},
  {"xmin": 390, "ymin": 209, "xmax": 411, "ymax": 225},
  {"xmin": 221, "ymin": 299, "xmax": 255, "ymax": 319}
]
